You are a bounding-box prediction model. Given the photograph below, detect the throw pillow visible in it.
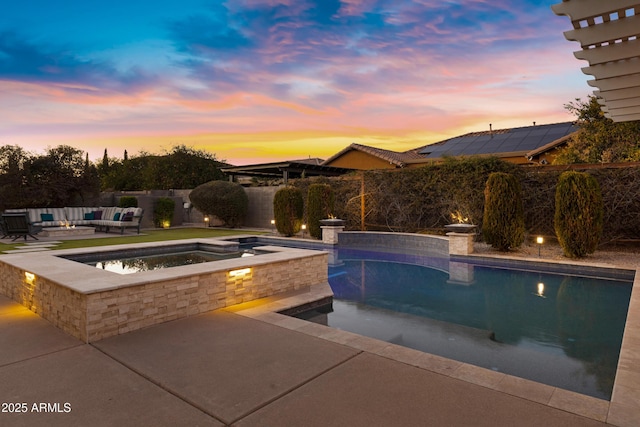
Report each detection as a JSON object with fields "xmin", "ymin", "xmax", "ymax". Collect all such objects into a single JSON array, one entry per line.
[
  {"xmin": 41, "ymin": 213, "xmax": 54, "ymax": 221},
  {"xmin": 84, "ymin": 212, "xmax": 95, "ymax": 220},
  {"xmin": 113, "ymin": 212, "xmax": 121, "ymax": 221},
  {"xmin": 122, "ymin": 212, "xmax": 134, "ymax": 222},
  {"xmin": 93, "ymin": 210, "xmax": 103, "ymax": 220}
]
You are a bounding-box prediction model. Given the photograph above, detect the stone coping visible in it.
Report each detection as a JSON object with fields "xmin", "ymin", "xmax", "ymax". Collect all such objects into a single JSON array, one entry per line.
[
  {"xmin": 0, "ymin": 238, "xmax": 327, "ymax": 294},
  {"xmin": 454, "ymin": 253, "xmax": 636, "ymax": 281}
]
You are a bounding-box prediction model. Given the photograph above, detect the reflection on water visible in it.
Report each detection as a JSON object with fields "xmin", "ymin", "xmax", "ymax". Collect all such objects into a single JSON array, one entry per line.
[
  {"xmin": 90, "ymin": 250, "xmax": 252, "ymax": 274},
  {"xmin": 312, "ymin": 249, "xmax": 632, "ymax": 400}
]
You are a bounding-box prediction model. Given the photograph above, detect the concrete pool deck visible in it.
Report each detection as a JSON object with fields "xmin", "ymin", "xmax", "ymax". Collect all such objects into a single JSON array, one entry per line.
[
  {"xmin": 0, "ymin": 291, "xmax": 611, "ymax": 427},
  {"xmin": 1, "ymin": 233, "xmax": 639, "ymax": 426}
]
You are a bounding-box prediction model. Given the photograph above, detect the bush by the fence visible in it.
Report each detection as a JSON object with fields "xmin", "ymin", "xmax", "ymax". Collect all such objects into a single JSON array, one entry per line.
[
  {"xmin": 118, "ymin": 196, "xmax": 138, "ymax": 208},
  {"xmin": 273, "ymin": 186, "xmax": 303, "ymax": 236},
  {"xmin": 153, "ymin": 197, "xmax": 175, "ymax": 228},
  {"xmin": 554, "ymin": 171, "xmax": 604, "ymax": 258},
  {"xmin": 189, "ymin": 181, "xmax": 248, "ymax": 227},
  {"xmin": 307, "ymin": 184, "xmax": 334, "ymax": 239},
  {"xmin": 482, "ymin": 172, "xmax": 525, "ymax": 251}
]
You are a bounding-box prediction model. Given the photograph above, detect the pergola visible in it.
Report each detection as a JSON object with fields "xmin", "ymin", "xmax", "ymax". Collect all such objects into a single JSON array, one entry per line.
[
  {"xmin": 221, "ymin": 160, "xmax": 353, "ymax": 184},
  {"xmin": 552, "ymin": 1, "xmax": 640, "ymax": 122}
]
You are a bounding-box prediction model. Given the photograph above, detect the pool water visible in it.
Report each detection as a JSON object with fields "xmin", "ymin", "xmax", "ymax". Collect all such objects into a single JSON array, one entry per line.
[
  {"xmin": 70, "ymin": 249, "xmax": 260, "ymax": 274},
  {"xmin": 298, "ymin": 248, "xmax": 633, "ymax": 400}
]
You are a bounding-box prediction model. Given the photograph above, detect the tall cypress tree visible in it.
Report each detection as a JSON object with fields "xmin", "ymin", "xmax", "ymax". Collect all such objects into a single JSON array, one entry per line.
[{"xmin": 482, "ymin": 172, "xmax": 525, "ymax": 251}]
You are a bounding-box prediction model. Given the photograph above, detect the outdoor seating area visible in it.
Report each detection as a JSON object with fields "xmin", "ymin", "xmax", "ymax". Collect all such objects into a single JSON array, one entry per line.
[{"xmin": 2, "ymin": 206, "xmax": 144, "ymax": 237}]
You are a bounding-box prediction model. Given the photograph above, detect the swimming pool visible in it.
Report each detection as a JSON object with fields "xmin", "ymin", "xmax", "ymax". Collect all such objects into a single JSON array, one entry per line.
[{"xmin": 291, "ymin": 247, "xmax": 633, "ymax": 400}]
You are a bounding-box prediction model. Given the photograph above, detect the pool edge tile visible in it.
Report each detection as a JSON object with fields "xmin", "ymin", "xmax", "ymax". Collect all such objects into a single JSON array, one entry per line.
[
  {"xmin": 548, "ymin": 388, "xmax": 609, "ymax": 422},
  {"xmin": 494, "ymin": 375, "xmax": 555, "ymax": 405},
  {"xmin": 449, "ymin": 363, "xmax": 506, "ymax": 389},
  {"xmin": 607, "ymin": 400, "xmax": 640, "ymax": 427}
]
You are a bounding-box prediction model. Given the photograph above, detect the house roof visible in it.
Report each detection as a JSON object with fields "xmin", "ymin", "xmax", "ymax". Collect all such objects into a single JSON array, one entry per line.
[
  {"xmin": 418, "ymin": 122, "xmax": 579, "ymax": 160},
  {"xmin": 525, "ymin": 131, "xmax": 579, "ymax": 159},
  {"xmin": 321, "ymin": 143, "xmax": 424, "ymax": 168}
]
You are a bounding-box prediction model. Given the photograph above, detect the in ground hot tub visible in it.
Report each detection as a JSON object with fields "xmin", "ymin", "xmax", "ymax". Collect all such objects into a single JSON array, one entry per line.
[
  {"xmin": 0, "ymin": 238, "xmax": 328, "ymax": 342},
  {"xmin": 60, "ymin": 242, "xmax": 268, "ymax": 274}
]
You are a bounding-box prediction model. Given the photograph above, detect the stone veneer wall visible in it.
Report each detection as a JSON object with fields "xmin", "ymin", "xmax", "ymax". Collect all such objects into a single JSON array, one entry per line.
[
  {"xmin": 0, "ymin": 253, "xmax": 327, "ymax": 343},
  {"xmin": 0, "ymin": 263, "xmax": 87, "ymax": 340},
  {"xmin": 338, "ymin": 231, "xmax": 449, "ymax": 256}
]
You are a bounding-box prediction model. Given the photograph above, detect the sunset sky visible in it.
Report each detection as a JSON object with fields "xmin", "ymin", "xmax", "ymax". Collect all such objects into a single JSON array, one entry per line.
[{"xmin": 0, "ymin": 0, "xmax": 589, "ymax": 165}]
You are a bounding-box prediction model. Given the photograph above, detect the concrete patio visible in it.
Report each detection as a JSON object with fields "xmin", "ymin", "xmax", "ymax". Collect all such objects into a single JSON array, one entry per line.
[{"xmin": 0, "ymin": 290, "xmax": 616, "ymax": 427}]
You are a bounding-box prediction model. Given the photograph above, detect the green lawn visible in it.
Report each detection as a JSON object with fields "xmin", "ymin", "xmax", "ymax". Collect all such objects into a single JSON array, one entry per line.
[{"xmin": 0, "ymin": 228, "xmax": 267, "ymax": 252}]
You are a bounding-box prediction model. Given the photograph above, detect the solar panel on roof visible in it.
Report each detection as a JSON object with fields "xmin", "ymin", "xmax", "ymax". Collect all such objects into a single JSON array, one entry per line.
[
  {"xmin": 529, "ymin": 128, "xmax": 550, "ymax": 136},
  {"xmin": 516, "ymin": 136, "xmax": 546, "ymax": 150},
  {"xmin": 418, "ymin": 122, "xmax": 577, "ymax": 159}
]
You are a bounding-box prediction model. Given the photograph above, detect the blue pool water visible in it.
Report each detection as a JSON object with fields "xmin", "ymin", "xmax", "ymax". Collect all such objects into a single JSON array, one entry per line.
[
  {"xmin": 234, "ymin": 237, "xmax": 633, "ymax": 399},
  {"xmin": 302, "ymin": 247, "xmax": 632, "ymax": 400}
]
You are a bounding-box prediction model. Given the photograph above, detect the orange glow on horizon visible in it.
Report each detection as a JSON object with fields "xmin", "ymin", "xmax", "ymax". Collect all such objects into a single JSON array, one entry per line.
[{"xmin": 7, "ymin": 109, "xmax": 574, "ymax": 167}]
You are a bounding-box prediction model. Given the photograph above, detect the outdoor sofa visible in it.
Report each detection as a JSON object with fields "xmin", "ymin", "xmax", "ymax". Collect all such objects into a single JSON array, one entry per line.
[{"xmin": 4, "ymin": 206, "xmax": 144, "ymax": 234}]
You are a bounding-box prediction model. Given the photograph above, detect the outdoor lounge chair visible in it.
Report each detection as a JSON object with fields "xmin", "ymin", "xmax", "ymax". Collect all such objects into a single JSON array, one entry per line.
[{"xmin": 1, "ymin": 212, "xmax": 43, "ymax": 241}]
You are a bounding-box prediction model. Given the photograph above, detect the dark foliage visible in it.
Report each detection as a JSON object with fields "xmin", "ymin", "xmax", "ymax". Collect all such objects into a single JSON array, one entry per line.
[
  {"xmin": 153, "ymin": 197, "xmax": 175, "ymax": 228},
  {"xmin": 554, "ymin": 171, "xmax": 604, "ymax": 258},
  {"xmin": 100, "ymin": 145, "xmax": 226, "ymax": 191},
  {"xmin": 0, "ymin": 144, "xmax": 100, "ymax": 210},
  {"xmin": 273, "ymin": 186, "xmax": 303, "ymax": 236},
  {"xmin": 307, "ymin": 184, "xmax": 334, "ymax": 239},
  {"xmin": 482, "ymin": 172, "xmax": 525, "ymax": 251},
  {"xmin": 118, "ymin": 196, "xmax": 138, "ymax": 208},
  {"xmin": 189, "ymin": 181, "xmax": 248, "ymax": 227},
  {"xmin": 293, "ymin": 159, "xmax": 640, "ymax": 243}
]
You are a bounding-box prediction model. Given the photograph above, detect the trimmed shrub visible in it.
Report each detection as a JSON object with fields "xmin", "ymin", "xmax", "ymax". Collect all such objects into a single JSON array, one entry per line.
[
  {"xmin": 274, "ymin": 186, "xmax": 303, "ymax": 236},
  {"xmin": 118, "ymin": 196, "xmax": 138, "ymax": 208},
  {"xmin": 482, "ymin": 172, "xmax": 525, "ymax": 251},
  {"xmin": 554, "ymin": 171, "xmax": 603, "ymax": 258},
  {"xmin": 307, "ymin": 184, "xmax": 335, "ymax": 239},
  {"xmin": 153, "ymin": 197, "xmax": 175, "ymax": 228},
  {"xmin": 189, "ymin": 181, "xmax": 248, "ymax": 227}
]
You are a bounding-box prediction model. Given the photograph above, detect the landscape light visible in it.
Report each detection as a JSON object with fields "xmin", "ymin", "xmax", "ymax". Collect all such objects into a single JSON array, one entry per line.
[{"xmin": 536, "ymin": 236, "xmax": 544, "ymax": 257}]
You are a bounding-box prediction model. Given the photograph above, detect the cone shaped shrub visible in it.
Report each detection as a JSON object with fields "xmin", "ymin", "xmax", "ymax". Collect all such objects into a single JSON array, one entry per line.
[
  {"xmin": 189, "ymin": 180, "xmax": 248, "ymax": 227},
  {"xmin": 274, "ymin": 186, "xmax": 303, "ymax": 236},
  {"xmin": 307, "ymin": 184, "xmax": 334, "ymax": 239},
  {"xmin": 482, "ymin": 172, "xmax": 525, "ymax": 251},
  {"xmin": 554, "ymin": 171, "xmax": 603, "ymax": 258}
]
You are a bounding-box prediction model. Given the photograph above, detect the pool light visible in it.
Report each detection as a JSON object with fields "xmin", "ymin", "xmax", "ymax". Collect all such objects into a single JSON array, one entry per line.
[
  {"xmin": 229, "ymin": 268, "xmax": 251, "ymax": 277},
  {"xmin": 24, "ymin": 272, "xmax": 35, "ymax": 285},
  {"xmin": 537, "ymin": 282, "xmax": 545, "ymax": 298}
]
